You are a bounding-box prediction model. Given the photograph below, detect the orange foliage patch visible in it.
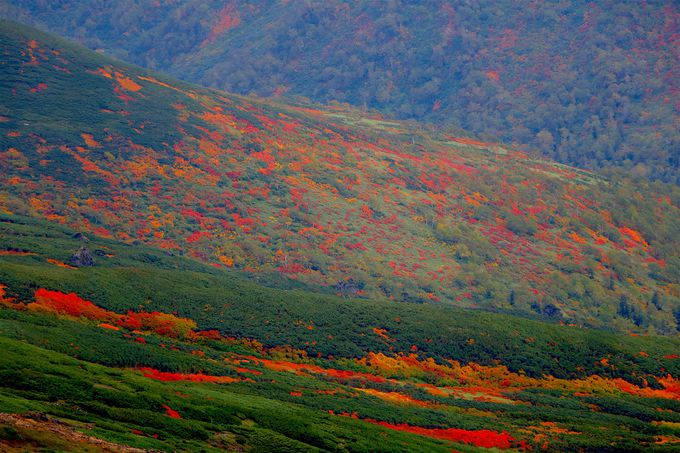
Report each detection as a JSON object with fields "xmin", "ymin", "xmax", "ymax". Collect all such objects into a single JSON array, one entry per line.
[
  {"xmin": 204, "ymin": 3, "xmax": 241, "ymax": 45},
  {"xmin": 46, "ymin": 258, "xmax": 77, "ymax": 269},
  {"xmin": 569, "ymin": 232, "xmax": 587, "ymax": 244},
  {"xmin": 137, "ymin": 75, "xmax": 174, "ymax": 90},
  {"xmin": 0, "ymin": 284, "xmax": 15, "ymax": 304},
  {"xmin": 62, "ymin": 146, "xmax": 120, "ymax": 185},
  {"xmin": 372, "ymin": 327, "xmax": 392, "ymax": 342},
  {"xmin": 356, "ymin": 351, "xmax": 680, "ymax": 404},
  {"xmin": 218, "ymin": 255, "xmax": 235, "ymax": 267},
  {"xmin": 9, "ymin": 287, "xmax": 204, "ymax": 341},
  {"xmin": 114, "ymin": 72, "xmax": 142, "ymax": 92},
  {"xmin": 612, "ymin": 375, "xmax": 680, "ymax": 400},
  {"xmin": 91, "ymin": 67, "xmax": 142, "ymax": 93},
  {"xmin": 416, "ymin": 382, "xmax": 449, "ymax": 397},
  {"xmin": 81, "ymin": 133, "xmax": 101, "ymax": 148},
  {"xmin": 235, "ymin": 367, "xmax": 262, "ymax": 375},
  {"xmin": 119, "ymin": 311, "xmax": 197, "ymax": 338},
  {"xmin": 618, "ymin": 227, "xmax": 648, "ymax": 246},
  {"xmin": 358, "ymin": 388, "xmax": 431, "ymax": 407},
  {"xmin": 0, "ymin": 250, "xmax": 36, "ymax": 256},
  {"xmin": 486, "ymin": 70, "xmax": 501, "ymax": 82},
  {"xmin": 92, "ymin": 67, "xmax": 113, "ymax": 79},
  {"xmin": 200, "ymin": 111, "xmax": 238, "ymax": 129}
]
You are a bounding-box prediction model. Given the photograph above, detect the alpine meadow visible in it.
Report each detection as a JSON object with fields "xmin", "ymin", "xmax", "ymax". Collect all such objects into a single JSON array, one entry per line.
[{"xmin": 0, "ymin": 4, "xmax": 679, "ymax": 452}]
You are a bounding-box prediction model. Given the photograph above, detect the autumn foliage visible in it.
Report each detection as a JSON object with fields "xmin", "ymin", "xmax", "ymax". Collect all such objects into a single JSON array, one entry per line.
[
  {"xmin": 139, "ymin": 367, "xmax": 239, "ymax": 384},
  {"xmin": 2, "ymin": 22, "xmax": 679, "ymax": 335},
  {"xmin": 339, "ymin": 415, "xmax": 517, "ymax": 449},
  {"xmin": 21, "ymin": 288, "xmax": 197, "ymax": 339},
  {"xmin": 119, "ymin": 311, "xmax": 196, "ymax": 338},
  {"xmin": 29, "ymin": 288, "xmax": 116, "ymax": 322}
]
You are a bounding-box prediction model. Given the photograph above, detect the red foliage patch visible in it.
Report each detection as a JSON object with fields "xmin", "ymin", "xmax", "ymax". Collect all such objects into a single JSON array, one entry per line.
[
  {"xmin": 353, "ymin": 417, "xmax": 517, "ymax": 449},
  {"xmin": 161, "ymin": 404, "xmax": 181, "ymax": 419},
  {"xmin": 29, "ymin": 288, "xmax": 115, "ymax": 321},
  {"xmin": 140, "ymin": 367, "xmax": 239, "ymax": 384},
  {"xmin": 29, "ymin": 83, "xmax": 48, "ymax": 93},
  {"xmin": 204, "ymin": 3, "xmax": 241, "ymax": 45}
]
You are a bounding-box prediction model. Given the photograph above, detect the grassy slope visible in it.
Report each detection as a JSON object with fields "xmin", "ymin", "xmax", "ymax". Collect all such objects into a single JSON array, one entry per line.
[
  {"xmin": 0, "ymin": 218, "xmax": 677, "ymax": 450},
  {"xmin": 0, "ymin": 20, "xmax": 678, "ymax": 334},
  {"xmin": 1, "ymin": 214, "xmax": 678, "ymax": 382},
  {"xmin": 0, "ymin": 335, "xmax": 464, "ymax": 452},
  {"xmin": 0, "ymin": 16, "xmax": 678, "ymax": 453},
  {"xmin": 0, "ymin": 266, "xmax": 677, "ymax": 450}
]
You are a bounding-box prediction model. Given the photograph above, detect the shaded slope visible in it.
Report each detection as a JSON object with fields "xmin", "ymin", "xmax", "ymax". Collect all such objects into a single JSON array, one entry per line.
[
  {"xmin": 1, "ymin": 20, "xmax": 679, "ymax": 333},
  {"xmin": 1, "ymin": 1, "xmax": 678, "ymax": 182}
]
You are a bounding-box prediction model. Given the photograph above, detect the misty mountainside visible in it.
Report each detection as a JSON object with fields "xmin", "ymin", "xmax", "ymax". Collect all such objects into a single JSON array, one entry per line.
[{"xmin": 1, "ymin": 0, "xmax": 678, "ymax": 183}]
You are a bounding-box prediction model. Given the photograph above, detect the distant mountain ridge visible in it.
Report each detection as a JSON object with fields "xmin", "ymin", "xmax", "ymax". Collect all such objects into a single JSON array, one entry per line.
[
  {"xmin": 1, "ymin": 19, "xmax": 679, "ymax": 334},
  {"xmin": 1, "ymin": 0, "xmax": 678, "ymax": 182}
]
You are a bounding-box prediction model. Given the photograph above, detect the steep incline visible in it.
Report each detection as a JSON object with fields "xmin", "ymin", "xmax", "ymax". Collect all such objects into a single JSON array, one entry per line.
[{"xmin": 1, "ymin": 20, "xmax": 679, "ymax": 333}]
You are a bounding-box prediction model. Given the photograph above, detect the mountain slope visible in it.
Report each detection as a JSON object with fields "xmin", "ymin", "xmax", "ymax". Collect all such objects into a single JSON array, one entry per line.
[
  {"xmin": 1, "ymin": 0, "xmax": 678, "ymax": 182},
  {"xmin": 1, "ymin": 214, "xmax": 679, "ymax": 451},
  {"xmin": 1, "ymin": 19, "xmax": 679, "ymax": 334},
  {"xmin": 1, "ymin": 20, "xmax": 680, "ymax": 451}
]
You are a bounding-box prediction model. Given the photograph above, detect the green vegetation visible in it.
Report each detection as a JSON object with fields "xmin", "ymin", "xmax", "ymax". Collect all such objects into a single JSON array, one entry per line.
[
  {"xmin": 0, "ymin": 19, "xmax": 679, "ymax": 451},
  {"xmin": 0, "ymin": 242, "xmax": 678, "ymax": 451},
  {"xmin": 1, "ymin": 214, "xmax": 678, "ymax": 382},
  {"xmin": 2, "ymin": 1, "xmax": 678, "ymax": 182},
  {"xmin": 0, "ymin": 19, "xmax": 678, "ymax": 334},
  {"xmin": 0, "ymin": 335, "xmax": 467, "ymax": 452}
]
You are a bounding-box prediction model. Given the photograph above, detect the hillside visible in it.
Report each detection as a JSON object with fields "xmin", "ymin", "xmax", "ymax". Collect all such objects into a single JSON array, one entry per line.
[
  {"xmin": 1, "ymin": 0, "xmax": 678, "ymax": 182},
  {"xmin": 0, "ymin": 214, "xmax": 679, "ymax": 451},
  {"xmin": 1, "ymin": 19, "xmax": 679, "ymax": 334},
  {"xmin": 1, "ymin": 20, "xmax": 680, "ymax": 451}
]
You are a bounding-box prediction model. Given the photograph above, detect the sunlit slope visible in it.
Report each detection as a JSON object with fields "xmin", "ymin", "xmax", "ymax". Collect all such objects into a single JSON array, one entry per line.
[
  {"xmin": 1, "ymin": 20, "xmax": 679, "ymax": 333},
  {"xmin": 0, "ymin": 215, "xmax": 679, "ymax": 451},
  {"xmin": 2, "ymin": 213, "xmax": 679, "ymax": 382}
]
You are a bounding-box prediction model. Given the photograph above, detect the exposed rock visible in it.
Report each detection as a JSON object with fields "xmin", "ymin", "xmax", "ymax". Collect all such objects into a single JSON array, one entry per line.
[
  {"xmin": 72, "ymin": 232, "xmax": 90, "ymax": 242},
  {"xmin": 70, "ymin": 245, "xmax": 95, "ymax": 267},
  {"xmin": 334, "ymin": 278, "xmax": 364, "ymax": 297},
  {"xmin": 0, "ymin": 413, "xmax": 146, "ymax": 452}
]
